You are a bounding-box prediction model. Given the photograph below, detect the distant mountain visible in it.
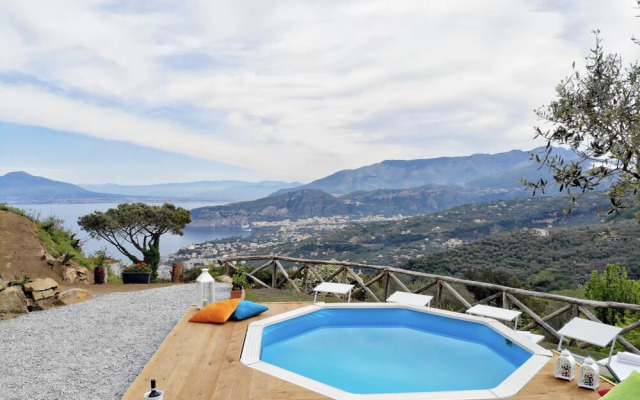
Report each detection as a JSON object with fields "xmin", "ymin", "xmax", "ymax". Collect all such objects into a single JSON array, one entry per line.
[
  {"xmin": 0, "ymin": 172, "xmax": 127, "ymax": 204},
  {"xmin": 191, "ymin": 189, "xmax": 349, "ymax": 227},
  {"xmin": 79, "ymin": 180, "xmax": 302, "ymax": 202},
  {"xmin": 189, "ymin": 147, "xmax": 581, "ymax": 227},
  {"xmin": 273, "ymin": 147, "xmax": 576, "ymax": 196},
  {"xmin": 190, "ymin": 183, "xmax": 557, "ymax": 227}
]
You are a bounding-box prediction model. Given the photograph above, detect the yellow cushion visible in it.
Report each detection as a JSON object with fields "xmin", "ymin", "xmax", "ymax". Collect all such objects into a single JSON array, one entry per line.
[{"xmin": 189, "ymin": 298, "xmax": 242, "ymax": 324}]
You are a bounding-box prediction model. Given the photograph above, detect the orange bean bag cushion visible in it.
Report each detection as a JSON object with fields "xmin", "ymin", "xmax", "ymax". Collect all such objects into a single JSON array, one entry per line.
[{"xmin": 189, "ymin": 298, "xmax": 242, "ymax": 324}]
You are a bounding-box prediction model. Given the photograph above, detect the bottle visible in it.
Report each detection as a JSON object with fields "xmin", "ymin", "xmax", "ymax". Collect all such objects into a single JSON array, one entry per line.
[{"xmin": 148, "ymin": 379, "xmax": 161, "ymax": 398}]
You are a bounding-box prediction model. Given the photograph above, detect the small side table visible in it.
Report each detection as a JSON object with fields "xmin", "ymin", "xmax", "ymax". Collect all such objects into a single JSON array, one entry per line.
[{"xmin": 313, "ymin": 282, "xmax": 355, "ymax": 303}]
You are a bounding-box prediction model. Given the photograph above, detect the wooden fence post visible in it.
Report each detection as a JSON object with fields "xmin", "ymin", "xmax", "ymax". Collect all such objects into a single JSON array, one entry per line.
[
  {"xmin": 384, "ymin": 270, "xmax": 391, "ymax": 300},
  {"xmin": 272, "ymin": 260, "xmax": 277, "ymax": 288},
  {"xmin": 171, "ymin": 263, "xmax": 184, "ymax": 283},
  {"xmin": 302, "ymin": 264, "xmax": 309, "ymax": 291}
]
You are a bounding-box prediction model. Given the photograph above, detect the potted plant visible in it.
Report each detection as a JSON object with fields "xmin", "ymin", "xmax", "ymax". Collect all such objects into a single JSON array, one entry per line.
[
  {"xmin": 231, "ymin": 267, "xmax": 248, "ymax": 299},
  {"xmin": 92, "ymin": 249, "xmax": 108, "ymax": 285},
  {"xmin": 122, "ymin": 262, "xmax": 151, "ymax": 284}
]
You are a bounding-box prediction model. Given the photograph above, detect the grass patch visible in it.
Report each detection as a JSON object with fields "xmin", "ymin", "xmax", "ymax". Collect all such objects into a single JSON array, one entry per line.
[
  {"xmin": 0, "ymin": 203, "xmax": 28, "ymax": 217},
  {"xmin": 551, "ymin": 287, "xmax": 587, "ymax": 299},
  {"xmin": 245, "ymin": 288, "xmax": 357, "ymax": 303}
]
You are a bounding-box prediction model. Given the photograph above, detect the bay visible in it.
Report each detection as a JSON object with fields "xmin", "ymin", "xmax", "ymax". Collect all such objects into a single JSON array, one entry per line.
[{"xmin": 11, "ymin": 202, "xmax": 248, "ymax": 258}]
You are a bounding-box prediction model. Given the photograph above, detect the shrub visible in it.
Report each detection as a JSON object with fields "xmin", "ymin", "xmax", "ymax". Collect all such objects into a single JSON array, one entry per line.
[{"xmin": 585, "ymin": 263, "xmax": 640, "ymax": 325}]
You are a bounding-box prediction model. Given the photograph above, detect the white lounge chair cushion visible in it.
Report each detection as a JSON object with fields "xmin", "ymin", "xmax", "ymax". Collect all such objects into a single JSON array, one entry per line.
[{"xmin": 617, "ymin": 352, "xmax": 640, "ymax": 366}]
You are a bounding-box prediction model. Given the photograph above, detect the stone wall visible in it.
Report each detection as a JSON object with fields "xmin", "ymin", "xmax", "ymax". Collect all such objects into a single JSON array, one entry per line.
[{"xmin": 0, "ymin": 277, "xmax": 93, "ymax": 320}]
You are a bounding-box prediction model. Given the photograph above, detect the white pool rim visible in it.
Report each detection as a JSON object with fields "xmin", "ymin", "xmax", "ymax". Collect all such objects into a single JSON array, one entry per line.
[{"xmin": 241, "ymin": 302, "xmax": 553, "ymax": 400}]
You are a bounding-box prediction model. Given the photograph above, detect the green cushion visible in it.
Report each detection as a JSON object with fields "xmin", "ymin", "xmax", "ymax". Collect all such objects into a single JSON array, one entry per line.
[{"xmin": 603, "ymin": 370, "xmax": 640, "ymax": 399}]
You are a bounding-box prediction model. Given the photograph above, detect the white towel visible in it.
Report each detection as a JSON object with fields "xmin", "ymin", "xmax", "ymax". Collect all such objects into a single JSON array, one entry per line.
[{"xmin": 617, "ymin": 352, "xmax": 640, "ymax": 366}]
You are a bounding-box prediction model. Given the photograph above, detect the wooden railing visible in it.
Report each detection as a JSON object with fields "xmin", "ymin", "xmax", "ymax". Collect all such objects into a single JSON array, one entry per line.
[{"xmin": 214, "ymin": 255, "xmax": 640, "ymax": 354}]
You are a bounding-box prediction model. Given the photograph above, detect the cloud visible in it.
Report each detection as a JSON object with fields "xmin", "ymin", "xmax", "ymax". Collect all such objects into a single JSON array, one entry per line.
[{"xmin": 0, "ymin": 0, "xmax": 639, "ymax": 182}]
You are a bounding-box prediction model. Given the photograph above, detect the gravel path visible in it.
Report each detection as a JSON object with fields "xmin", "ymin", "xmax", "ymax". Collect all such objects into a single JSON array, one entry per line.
[{"xmin": 0, "ymin": 283, "xmax": 231, "ymax": 400}]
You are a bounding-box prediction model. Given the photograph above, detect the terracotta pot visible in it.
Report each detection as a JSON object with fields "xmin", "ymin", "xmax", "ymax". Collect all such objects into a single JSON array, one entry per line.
[{"xmin": 230, "ymin": 289, "xmax": 245, "ymax": 299}]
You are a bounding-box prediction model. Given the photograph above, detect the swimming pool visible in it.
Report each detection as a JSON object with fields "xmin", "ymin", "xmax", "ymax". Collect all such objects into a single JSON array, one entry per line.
[{"xmin": 241, "ymin": 303, "xmax": 552, "ymax": 400}]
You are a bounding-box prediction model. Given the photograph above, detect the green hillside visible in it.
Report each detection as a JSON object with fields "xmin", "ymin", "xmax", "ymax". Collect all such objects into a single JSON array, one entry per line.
[
  {"xmin": 400, "ymin": 219, "xmax": 640, "ymax": 292},
  {"xmin": 212, "ymin": 192, "xmax": 615, "ymax": 265},
  {"xmin": 193, "ymin": 191, "xmax": 640, "ymax": 293}
]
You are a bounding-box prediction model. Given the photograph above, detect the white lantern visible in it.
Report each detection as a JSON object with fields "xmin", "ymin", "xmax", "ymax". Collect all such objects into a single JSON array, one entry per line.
[
  {"xmin": 555, "ymin": 349, "xmax": 576, "ymax": 381},
  {"xmin": 195, "ymin": 268, "xmax": 215, "ymax": 309},
  {"xmin": 578, "ymin": 357, "xmax": 600, "ymax": 390}
]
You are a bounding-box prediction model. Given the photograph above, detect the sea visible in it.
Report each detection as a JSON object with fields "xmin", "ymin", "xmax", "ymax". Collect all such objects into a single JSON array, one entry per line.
[{"xmin": 11, "ymin": 202, "xmax": 250, "ymax": 259}]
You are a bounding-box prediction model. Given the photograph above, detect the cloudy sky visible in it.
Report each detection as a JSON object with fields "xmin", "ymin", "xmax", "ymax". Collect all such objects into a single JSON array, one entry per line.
[{"xmin": 0, "ymin": 1, "xmax": 639, "ymax": 185}]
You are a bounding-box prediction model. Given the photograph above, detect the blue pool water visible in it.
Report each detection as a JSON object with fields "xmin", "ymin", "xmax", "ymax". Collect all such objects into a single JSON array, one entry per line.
[{"xmin": 260, "ymin": 308, "xmax": 531, "ymax": 394}]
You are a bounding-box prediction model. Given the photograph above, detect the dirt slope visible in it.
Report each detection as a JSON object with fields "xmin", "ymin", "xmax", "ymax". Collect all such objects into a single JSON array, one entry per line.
[
  {"xmin": 0, "ymin": 210, "xmax": 61, "ymax": 282},
  {"xmin": 0, "ymin": 210, "xmax": 174, "ymax": 295}
]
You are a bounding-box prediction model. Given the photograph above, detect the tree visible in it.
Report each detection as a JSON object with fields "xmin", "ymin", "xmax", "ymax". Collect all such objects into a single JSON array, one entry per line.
[
  {"xmin": 523, "ymin": 32, "xmax": 640, "ymax": 215},
  {"xmin": 462, "ymin": 268, "xmax": 523, "ymax": 302},
  {"xmin": 585, "ymin": 263, "xmax": 639, "ymax": 325},
  {"xmin": 78, "ymin": 203, "xmax": 191, "ymax": 280}
]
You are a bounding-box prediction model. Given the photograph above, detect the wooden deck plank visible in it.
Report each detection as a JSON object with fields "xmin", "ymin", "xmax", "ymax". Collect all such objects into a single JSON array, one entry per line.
[
  {"xmin": 229, "ymin": 355, "xmax": 253, "ymax": 400},
  {"xmin": 211, "ymin": 322, "xmax": 247, "ymax": 400},
  {"xmin": 193, "ymin": 321, "xmax": 236, "ymax": 400},
  {"xmin": 249, "ymin": 355, "xmax": 271, "ymax": 398},
  {"xmin": 178, "ymin": 322, "xmax": 226, "ymax": 399},
  {"xmin": 123, "ymin": 306, "xmax": 201, "ymax": 396},
  {"xmin": 123, "ymin": 302, "xmax": 614, "ymax": 400},
  {"xmin": 162, "ymin": 321, "xmax": 214, "ymax": 399}
]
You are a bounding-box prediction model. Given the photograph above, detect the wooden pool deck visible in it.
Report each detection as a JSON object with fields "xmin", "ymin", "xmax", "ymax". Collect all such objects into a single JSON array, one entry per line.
[{"xmin": 122, "ymin": 302, "xmax": 614, "ymax": 400}]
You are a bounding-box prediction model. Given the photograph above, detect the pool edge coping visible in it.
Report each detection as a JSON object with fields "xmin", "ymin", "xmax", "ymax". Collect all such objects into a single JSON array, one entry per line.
[{"xmin": 241, "ymin": 302, "xmax": 553, "ymax": 400}]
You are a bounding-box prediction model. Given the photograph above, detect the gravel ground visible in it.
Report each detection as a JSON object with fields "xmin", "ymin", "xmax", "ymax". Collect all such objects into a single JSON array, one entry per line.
[{"xmin": 0, "ymin": 282, "xmax": 231, "ymax": 400}]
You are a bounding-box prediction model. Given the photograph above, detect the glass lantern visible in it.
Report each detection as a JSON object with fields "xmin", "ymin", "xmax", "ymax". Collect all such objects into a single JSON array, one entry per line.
[
  {"xmin": 578, "ymin": 357, "xmax": 600, "ymax": 390},
  {"xmin": 195, "ymin": 268, "xmax": 215, "ymax": 309},
  {"xmin": 554, "ymin": 349, "xmax": 576, "ymax": 381}
]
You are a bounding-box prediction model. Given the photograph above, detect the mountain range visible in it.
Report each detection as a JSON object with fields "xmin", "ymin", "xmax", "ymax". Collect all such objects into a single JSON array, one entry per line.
[
  {"xmin": 0, "ymin": 172, "xmax": 300, "ymax": 204},
  {"xmin": 0, "ymin": 172, "xmax": 127, "ymax": 204},
  {"xmin": 78, "ymin": 180, "xmax": 301, "ymax": 202},
  {"xmin": 190, "ymin": 147, "xmax": 571, "ymax": 226},
  {"xmin": 0, "ymin": 147, "xmax": 569, "ymax": 208},
  {"xmin": 273, "ymin": 147, "xmax": 574, "ymax": 195}
]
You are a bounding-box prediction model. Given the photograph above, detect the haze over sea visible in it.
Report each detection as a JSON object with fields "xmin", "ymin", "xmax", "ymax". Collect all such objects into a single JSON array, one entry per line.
[{"xmin": 12, "ymin": 202, "xmax": 249, "ymax": 259}]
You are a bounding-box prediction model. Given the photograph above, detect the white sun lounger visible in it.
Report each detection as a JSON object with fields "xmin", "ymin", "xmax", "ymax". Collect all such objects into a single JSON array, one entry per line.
[
  {"xmin": 599, "ymin": 352, "xmax": 640, "ymax": 382},
  {"xmin": 313, "ymin": 282, "xmax": 355, "ymax": 303},
  {"xmin": 466, "ymin": 304, "xmax": 522, "ymax": 329},
  {"xmin": 557, "ymin": 317, "xmax": 623, "ymax": 367},
  {"xmin": 386, "ymin": 291, "xmax": 433, "ymax": 307}
]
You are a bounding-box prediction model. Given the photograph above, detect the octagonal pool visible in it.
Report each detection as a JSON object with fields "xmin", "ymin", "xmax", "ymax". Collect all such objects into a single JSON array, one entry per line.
[{"xmin": 241, "ymin": 303, "xmax": 552, "ymax": 400}]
